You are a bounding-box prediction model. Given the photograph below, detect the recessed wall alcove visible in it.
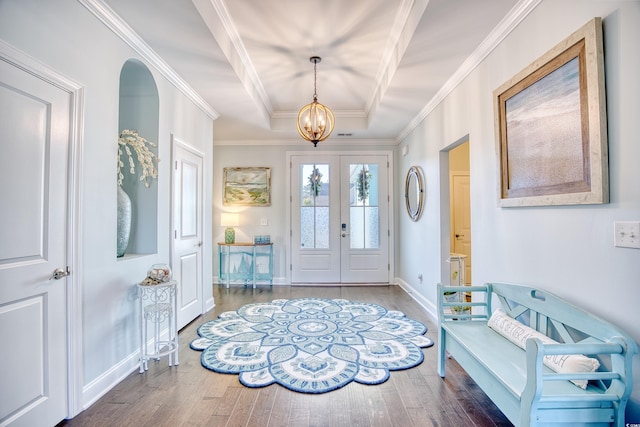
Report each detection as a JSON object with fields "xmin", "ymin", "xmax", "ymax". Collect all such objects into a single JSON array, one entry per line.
[{"xmin": 118, "ymin": 59, "xmax": 159, "ymax": 257}]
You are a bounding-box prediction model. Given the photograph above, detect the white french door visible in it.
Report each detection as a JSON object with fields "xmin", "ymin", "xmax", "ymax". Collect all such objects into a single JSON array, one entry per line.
[
  {"xmin": 290, "ymin": 154, "xmax": 389, "ymax": 284},
  {"xmin": 171, "ymin": 137, "xmax": 204, "ymax": 330},
  {"xmin": 291, "ymin": 156, "xmax": 340, "ymax": 283},
  {"xmin": 340, "ymin": 156, "xmax": 389, "ymax": 283}
]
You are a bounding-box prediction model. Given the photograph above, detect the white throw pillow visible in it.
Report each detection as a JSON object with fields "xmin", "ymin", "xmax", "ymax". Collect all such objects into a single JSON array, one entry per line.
[{"xmin": 488, "ymin": 308, "xmax": 600, "ymax": 389}]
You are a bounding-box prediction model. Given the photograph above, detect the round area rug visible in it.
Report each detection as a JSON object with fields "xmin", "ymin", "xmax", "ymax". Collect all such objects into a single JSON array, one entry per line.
[{"xmin": 190, "ymin": 297, "xmax": 434, "ymax": 394}]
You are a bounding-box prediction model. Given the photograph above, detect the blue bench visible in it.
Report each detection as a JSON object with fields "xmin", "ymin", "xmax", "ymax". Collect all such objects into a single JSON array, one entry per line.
[{"xmin": 437, "ymin": 283, "xmax": 637, "ymax": 426}]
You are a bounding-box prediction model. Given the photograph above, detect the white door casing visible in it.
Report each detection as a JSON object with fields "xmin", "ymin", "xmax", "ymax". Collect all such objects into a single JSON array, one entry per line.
[
  {"xmin": 171, "ymin": 136, "xmax": 204, "ymax": 330},
  {"xmin": 0, "ymin": 46, "xmax": 79, "ymax": 426}
]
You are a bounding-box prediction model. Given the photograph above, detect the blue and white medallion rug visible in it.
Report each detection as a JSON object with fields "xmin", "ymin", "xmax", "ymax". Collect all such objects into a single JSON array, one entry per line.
[{"xmin": 190, "ymin": 298, "xmax": 434, "ymax": 394}]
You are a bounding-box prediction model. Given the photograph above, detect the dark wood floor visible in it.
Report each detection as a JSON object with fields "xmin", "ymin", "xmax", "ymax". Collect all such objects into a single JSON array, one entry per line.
[{"xmin": 60, "ymin": 285, "xmax": 512, "ymax": 427}]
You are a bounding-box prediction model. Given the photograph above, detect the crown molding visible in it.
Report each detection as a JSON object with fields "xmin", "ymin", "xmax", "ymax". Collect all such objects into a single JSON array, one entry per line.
[
  {"xmin": 271, "ymin": 109, "xmax": 367, "ymax": 119},
  {"xmin": 194, "ymin": 0, "xmax": 273, "ymax": 120},
  {"xmin": 213, "ymin": 138, "xmax": 397, "ymax": 147},
  {"xmin": 365, "ymin": 0, "xmax": 430, "ymax": 121},
  {"xmin": 78, "ymin": 0, "xmax": 219, "ymax": 120},
  {"xmin": 396, "ymin": 0, "xmax": 542, "ymax": 143}
]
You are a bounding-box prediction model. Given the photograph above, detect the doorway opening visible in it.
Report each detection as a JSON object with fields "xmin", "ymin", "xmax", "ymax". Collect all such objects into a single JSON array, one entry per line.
[{"xmin": 445, "ymin": 139, "xmax": 471, "ymax": 285}]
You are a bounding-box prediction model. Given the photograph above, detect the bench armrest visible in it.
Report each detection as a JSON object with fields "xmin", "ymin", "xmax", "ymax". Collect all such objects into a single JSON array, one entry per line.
[
  {"xmin": 521, "ymin": 336, "xmax": 635, "ymax": 425},
  {"xmin": 437, "ymin": 283, "xmax": 490, "ymax": 322}
]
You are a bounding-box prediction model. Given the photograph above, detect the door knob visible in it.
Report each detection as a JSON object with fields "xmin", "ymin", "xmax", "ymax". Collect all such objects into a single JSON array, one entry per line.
[
  {"xmin": 49, "ymin": 267, "xmax": 70, "ymax": 280},
  {"xmin": 455, "ymin": 234, "xmax": 464, "ymax": 239}
]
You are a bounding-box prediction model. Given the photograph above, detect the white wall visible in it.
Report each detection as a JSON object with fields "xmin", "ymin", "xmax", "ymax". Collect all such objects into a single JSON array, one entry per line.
[
  {"xmin": 0, "ymin": 0, "xmax": 214, "ymax": 411},
  {"xmin": 213, "ymin": 144, "xmax": 289, "ymax": 281},
  {"xmin": 396, "ymin": 0, "xmax": 640, "ymax": 418},
  {"xmin": 213, "ymin": 142, "xmax": 397, "ymax": 283}
]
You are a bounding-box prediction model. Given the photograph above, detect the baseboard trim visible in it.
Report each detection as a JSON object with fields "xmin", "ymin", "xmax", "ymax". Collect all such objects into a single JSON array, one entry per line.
[
  {"xmin": 395, "ymin": 278, "xmax": 438, "ymax": 324},
  {"xmin": 204, "ymin": 296, "xmax": 215, "ymax": 313},
  {"xmin": 81, "ymin": 350, "xmax": 139, "ymax": 410},
  {"xmin": 81, "ymin": 329, "xmax": 173, "ymax": 410}
]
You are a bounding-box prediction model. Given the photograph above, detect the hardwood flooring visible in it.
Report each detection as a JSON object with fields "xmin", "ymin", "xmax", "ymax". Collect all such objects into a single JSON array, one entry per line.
[{"xmin": 60, "ymin": 285, "xmax": 512, "ymax": 427}]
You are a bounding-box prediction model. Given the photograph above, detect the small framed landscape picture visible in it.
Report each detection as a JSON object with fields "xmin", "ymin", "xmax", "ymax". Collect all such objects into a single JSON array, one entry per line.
[
  {"xmin": 223, "ymin": 167, "xmax": 271, "ymax": 206},
  {"xmin": 494, "ymin": 18, "xmax": 608, "ymax": 207}
]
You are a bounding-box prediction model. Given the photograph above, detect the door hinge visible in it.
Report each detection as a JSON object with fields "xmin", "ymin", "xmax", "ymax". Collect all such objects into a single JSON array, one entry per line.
[
  {"xmin": 174, "ymin": 230, "xmax": 177, "ymax": 239},
  {"xmin": 290, "ymin": 264, "xmax": 292, "ymax": 271},
  {"xmin": 175, "ymin": 160, "xmax": 178, "ymax": 170},
  {"xmin": 388, "ymin": 263, "xmax": 390, "ymax": 271}
]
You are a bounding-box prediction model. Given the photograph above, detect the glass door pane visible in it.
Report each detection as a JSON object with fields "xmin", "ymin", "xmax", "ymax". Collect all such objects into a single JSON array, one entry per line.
[
  {"xmin": 300, "ymin": 164, "xmax": 330, "ymax": 249},
  {"xmin": 349, "ymin": 163, "xmax": 379, "ymax": 249}
]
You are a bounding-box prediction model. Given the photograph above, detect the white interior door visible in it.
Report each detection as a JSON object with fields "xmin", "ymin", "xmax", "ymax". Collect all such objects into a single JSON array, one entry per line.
[
  {"xmin": 0, "ymin": 55, "xmax": 70, "ymax": 427},
  {"xmin": 172, "ymin": 137, "xmax": 204, "ymax": 330},
  {"xmin": 451, "ymin": 172, "xmax": 472, "ymax": 284},
  {"xmin": 290, "ymin": 155, "xmax": 389, "ymax": 284}
]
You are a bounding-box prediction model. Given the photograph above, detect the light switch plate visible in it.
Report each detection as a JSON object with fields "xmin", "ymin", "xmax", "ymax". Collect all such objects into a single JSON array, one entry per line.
[
  {"xmin": 260, "ymin": 218, "xmax": 268, "ymax": 226},
  {"xmin": 614, "ymin": 221, "xmax": 640, "ymax": 249}
]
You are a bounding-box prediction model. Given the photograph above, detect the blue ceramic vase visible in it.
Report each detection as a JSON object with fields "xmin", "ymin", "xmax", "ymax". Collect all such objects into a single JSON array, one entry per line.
[{"xmin": 117, "ymin": 185, "xmax": 132, "ymax": 257}]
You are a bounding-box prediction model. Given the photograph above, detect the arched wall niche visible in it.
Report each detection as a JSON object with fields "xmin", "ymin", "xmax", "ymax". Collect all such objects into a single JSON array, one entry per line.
[{"xmin": 118, "ymin": 59, "xmax": 159, "ymax": 257}]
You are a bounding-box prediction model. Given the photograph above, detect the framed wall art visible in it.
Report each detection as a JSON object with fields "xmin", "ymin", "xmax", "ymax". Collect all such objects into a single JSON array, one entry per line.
[
  {"xmin": 494, "ymin": 17, "xmax": 608, "ymax": 207},
  {"xmin": 223, "ymin": 167, "xmax": 271, "ymax": 206}
]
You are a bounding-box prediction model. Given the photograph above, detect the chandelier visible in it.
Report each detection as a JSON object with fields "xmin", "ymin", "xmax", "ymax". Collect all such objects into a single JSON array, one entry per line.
[{"xmin": 297, "ymin": 56, "xmax": 335, "ymax": 147}]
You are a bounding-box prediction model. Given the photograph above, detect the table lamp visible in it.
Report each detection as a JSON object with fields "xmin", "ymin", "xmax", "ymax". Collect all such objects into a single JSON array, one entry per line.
[{"xmin": 221, "ymin": 213, "xmax": 239, "ymax": 244}]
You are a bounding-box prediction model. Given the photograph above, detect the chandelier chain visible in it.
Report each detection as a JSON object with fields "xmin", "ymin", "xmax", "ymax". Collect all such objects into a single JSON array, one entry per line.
[{"xmin": 313, "ymin": 60, "xmax": 318, "ymax": 100}]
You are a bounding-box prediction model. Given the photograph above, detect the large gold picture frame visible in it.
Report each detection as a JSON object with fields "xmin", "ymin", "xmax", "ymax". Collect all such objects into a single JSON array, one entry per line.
[
  {"xmin": 494, "ymin": 18, "xmax": 608, "ymax": 207},
  {"xmin": 223, "ymin": 167, "xmax": 271, "ymax": 206}
]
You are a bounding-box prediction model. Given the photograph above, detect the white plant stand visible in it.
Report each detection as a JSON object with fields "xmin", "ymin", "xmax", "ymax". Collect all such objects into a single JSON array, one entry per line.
[{"xmin": 137, "ymin": 280, "xmax": 179, "ymax": 373}]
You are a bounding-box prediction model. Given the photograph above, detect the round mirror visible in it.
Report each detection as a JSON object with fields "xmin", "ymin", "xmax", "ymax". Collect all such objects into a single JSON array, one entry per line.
[{"xmin": 405, "ymin": 166, "xmax": 424, "ymax": 221}]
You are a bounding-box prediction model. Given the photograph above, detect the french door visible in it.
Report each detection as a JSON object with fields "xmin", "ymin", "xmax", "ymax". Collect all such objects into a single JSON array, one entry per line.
[{"xmin": 290, "ymin": 155, "xmax": 389, "ymax": 283}]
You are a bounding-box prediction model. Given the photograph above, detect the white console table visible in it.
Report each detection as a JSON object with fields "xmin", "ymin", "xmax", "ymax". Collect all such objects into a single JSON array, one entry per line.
[{"xmin": 218, "ymin": 242, "xmax": 273, "ymax": 288}]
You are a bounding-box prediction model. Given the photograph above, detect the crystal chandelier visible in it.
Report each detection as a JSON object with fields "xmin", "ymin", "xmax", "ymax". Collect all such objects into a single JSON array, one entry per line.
[{"xmin": 297, "ymin": 56, "xmax": 335, "ymax": 147}]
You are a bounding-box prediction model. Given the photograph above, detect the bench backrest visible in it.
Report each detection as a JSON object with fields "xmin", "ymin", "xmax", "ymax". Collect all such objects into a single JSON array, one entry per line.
[{"xmin": 488, "ymin": 283, "xmax": 637, "ymax": 351}]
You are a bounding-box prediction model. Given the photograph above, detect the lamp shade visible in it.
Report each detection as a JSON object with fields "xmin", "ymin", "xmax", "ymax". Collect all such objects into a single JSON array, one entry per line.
[{"xmin": 220, "ymin": 213, "xmax": 239, "ymax": 227}]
